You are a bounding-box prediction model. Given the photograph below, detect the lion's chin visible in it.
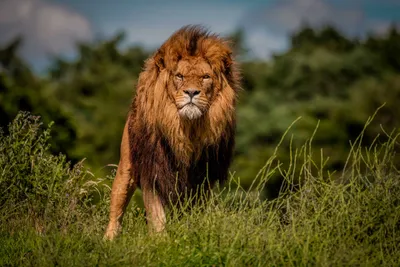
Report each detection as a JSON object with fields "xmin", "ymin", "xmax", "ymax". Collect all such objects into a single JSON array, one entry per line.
[{"xmin": 178, "ymin": 104, "xmax": 203, "ymax": 120}]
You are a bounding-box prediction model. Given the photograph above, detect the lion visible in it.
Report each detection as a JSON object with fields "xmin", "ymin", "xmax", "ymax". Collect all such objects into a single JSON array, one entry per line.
[{"xmin": 104, "ymin": 25, "xmax": 241, "ymax": 240}]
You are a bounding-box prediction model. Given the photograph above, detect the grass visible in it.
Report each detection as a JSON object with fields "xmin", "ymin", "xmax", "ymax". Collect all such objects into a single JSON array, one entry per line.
[{"xmin": 0, "ymin": 112, "xmax": 399, "ymax": 266}]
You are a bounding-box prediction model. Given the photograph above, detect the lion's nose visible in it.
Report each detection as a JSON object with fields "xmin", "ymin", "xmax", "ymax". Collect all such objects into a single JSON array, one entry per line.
[{"xmin": 183, "ymin": 89, "xmax": 200, "ymax": 99}]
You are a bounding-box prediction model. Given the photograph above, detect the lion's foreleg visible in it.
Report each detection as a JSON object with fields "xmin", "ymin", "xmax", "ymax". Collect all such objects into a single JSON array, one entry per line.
[
  {"xmin": 104, "ymin": 121, "xmax": 135, "ymax": 240},
  {"xmin": 142, "ymin": 186, "xmax": 166, "ymax": 234}
]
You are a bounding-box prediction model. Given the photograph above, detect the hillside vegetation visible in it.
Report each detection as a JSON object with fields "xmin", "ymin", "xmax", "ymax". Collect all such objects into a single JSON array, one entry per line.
[
  {"xmin": 0, "ymin": 25, "xmax": 400, "ymax": 266},
  {"xmin": 0, "ymin": 112, "xmax": 399, "ymax": 266}
]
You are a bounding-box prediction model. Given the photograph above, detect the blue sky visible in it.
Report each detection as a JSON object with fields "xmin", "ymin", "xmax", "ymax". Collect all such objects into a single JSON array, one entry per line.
[{"xmin": 0, "ymin": 0, "xmax": 399, "ymax": 70}]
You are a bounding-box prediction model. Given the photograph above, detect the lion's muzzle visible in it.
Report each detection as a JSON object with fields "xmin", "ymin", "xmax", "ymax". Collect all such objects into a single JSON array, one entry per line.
[{"xmin": 177, "ymin": 88, "xmax": 205, "ymax": 120}]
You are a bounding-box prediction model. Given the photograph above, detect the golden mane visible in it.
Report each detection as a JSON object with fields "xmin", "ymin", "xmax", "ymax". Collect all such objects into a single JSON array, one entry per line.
[{"xmin": 132, "ymin": 25, "xmax": 240, "ymax": 165}]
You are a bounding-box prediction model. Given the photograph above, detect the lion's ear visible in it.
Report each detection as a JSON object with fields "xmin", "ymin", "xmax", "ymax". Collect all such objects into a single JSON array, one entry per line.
[
  {"xmin": 203, "ymin": 40, "xmax": 233, "ymax": 75},
  {"xmin": 153, "ymin": 49, "xmax": 165, "ymax": 71}
]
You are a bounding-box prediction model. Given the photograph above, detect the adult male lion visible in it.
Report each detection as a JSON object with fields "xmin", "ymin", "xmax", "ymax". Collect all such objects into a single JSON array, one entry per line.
[{"xmin": 104, "ymin": 25, "xmax": 240, "ymax": 240}]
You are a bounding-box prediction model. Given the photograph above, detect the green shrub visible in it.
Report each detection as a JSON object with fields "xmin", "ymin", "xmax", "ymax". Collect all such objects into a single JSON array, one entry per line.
[{"xmin": 0, "ymin": 112, "xmax": 109, "ymax": 234}]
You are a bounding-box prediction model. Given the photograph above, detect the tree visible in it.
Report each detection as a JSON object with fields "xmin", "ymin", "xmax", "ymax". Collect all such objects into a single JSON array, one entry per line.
[{"xmin": 0, "ymin": 38, "xmax": 77, "ymax": 159}]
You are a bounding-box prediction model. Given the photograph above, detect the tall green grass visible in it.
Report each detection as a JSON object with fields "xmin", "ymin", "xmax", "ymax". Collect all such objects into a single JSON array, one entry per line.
[{"xmin": 0, "ymin": 112, "xmax": 399, "ymax": 266}]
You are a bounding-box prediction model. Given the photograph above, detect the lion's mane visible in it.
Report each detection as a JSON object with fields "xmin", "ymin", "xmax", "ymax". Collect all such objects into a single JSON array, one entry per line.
[{"xmin": 127, "ymin": 25, "xmax": 240, "ymax": 205}]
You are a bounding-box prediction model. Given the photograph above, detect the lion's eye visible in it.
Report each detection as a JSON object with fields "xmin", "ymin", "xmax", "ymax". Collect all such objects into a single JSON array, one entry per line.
[
  {"xmin": 176, "ymin": 73, "xmax": 183, "ymax": 80},
  {"xmin": 203, "ymin": 74, "xmax": 211, "ymax": 80}
]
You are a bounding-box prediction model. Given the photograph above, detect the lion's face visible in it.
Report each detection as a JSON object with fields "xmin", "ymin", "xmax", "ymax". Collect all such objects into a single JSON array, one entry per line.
[{"xmin": 170, "ymin": 58, "xmax": 215, "ymax": 120}]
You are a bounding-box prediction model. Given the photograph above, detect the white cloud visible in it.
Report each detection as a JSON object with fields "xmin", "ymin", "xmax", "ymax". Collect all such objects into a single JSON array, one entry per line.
[{"xmin": 0, "ymin": 0, "xmax": 93, "ymax": 63}]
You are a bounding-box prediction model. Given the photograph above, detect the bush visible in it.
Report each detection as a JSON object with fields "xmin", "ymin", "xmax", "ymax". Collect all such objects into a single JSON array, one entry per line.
[{"xmin": 0, "ymin": 112, "xmax": 109, "ymax": 234}]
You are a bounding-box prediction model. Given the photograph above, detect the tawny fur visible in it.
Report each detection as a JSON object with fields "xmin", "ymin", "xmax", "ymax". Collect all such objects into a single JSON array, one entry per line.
[{"xmin": 104, "ymin": 25, "xmax": 241, "ymax": 240}]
